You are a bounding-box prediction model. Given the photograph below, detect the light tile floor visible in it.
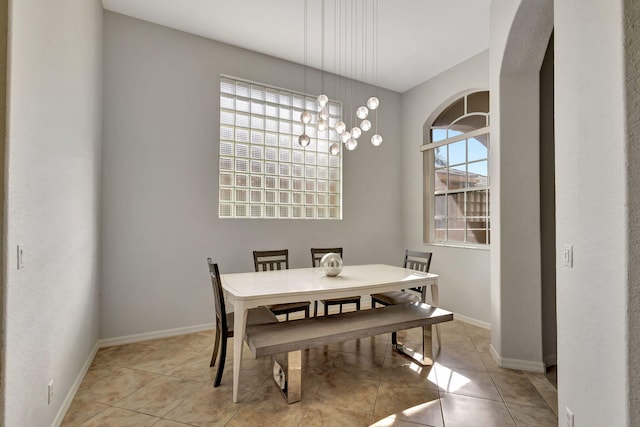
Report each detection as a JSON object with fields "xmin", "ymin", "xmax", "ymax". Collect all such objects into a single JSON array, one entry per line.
[{"xmin": 62, "ymin": 317, "xmax": 558, "ymax": 426}]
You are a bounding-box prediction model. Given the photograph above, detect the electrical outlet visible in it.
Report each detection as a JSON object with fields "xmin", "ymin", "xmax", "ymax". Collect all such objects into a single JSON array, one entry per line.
[
  {"xmin": 17, "ymin": 245, "xmax": 24, "ymax": 270},
  {"xmin": 565, "ymin": 407, "xmax": 574, "ymax": 427},
  {"xmin": 47, "ymin": 379, "xmax": 54, "ymax": 405}
]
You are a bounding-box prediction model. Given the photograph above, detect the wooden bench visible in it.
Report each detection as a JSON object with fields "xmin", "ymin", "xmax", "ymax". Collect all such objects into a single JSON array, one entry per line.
[{"xmin": 245, "ymin": 302, "xmax": 453, "ymax": 403}]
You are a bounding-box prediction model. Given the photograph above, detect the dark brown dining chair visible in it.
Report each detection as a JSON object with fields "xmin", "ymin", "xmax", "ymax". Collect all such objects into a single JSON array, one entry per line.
[
  {"xmin": 370, "ymin": 250, "xmax": 433, "ymax": 343},
  {"xmin": 207, "ymin": 258, "xmax": 278, "ymax": 387},
  {"xmin": 253, "ymin": 249, "xmax": 311, "ymax": 320},
  {"xmin": 311, "ymin": 247, "xmax": 361, "ymax": 316}
]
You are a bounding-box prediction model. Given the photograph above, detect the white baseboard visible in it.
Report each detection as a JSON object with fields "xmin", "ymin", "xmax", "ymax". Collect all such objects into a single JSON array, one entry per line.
[
  {"xmin": 98, "ymin": 323, "xmax": 215, "ymax": 348},
  {"xmin": 489, "ymin": 344, "xmax": 546, "ymax": 373},
  {"xmin": 53, "ymin": 323, "xmax": 216, "ymax": 425},
  {"xmin": 52, "ymin": 341, "xmax": 100, "ymax": 427},
  {"xmin": 452, "ymin": 312, "xmax": 491, "ymax": 330}
]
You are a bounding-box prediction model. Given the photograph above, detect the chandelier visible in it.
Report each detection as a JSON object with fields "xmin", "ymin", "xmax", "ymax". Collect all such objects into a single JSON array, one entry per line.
[{"xmin": 298, "ymin": 0, "xmax": 383, "ymax": 154}]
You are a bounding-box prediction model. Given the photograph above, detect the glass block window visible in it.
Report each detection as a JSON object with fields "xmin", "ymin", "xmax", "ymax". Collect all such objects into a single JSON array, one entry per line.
[
  {"xmin": 218, "ymin": 76, "xmax": 342, "ymax": 219},
  {"xmin": 422, "ymin": 91, "xmax": 490, "ymax": 245}
]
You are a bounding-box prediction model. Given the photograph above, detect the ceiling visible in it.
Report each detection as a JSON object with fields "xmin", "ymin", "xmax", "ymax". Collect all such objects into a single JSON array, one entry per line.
[{"xmin": 101, "ymin": 0, "xmax": 490, "ymax": 93}]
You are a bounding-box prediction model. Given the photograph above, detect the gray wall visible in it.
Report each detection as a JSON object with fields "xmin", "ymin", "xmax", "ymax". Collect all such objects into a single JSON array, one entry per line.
[
  {"xmin": 400, "ymin": 51, "xmax": 491, "ymax": 326},
  {"xmin": 626, "ymin": 0, "xmax": 640, "ymax": 422},
  {"xmin": 555, "ymin": 0, "xmax": 632, "ymax": 423},
  {"xmin": 489, "ymin": 0, "xmax": 551, "ymax": 370},
  {"xmin": 4, "ymin": 0, "xmax": 103, "ymax": 425},
  {"xmin": 101, "ymin": 12, "xmax": 403, "ymax": 339},
  {"xmin": 0, "ymin": 0, "xmax": 6, "ymax": 420}
]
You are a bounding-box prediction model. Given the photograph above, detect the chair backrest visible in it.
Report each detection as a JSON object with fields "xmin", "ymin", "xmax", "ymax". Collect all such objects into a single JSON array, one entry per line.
[
  {"xmin": 403, "ymin": 249, "xmax": 432, "ymax": 272},
  {"xmin": 253, "ymin": 249, "xmax": 289, "ymax": 271},
  {"xmin": 311, "ymin": 247, "xmax": 344, "ymax": 267},
  {"xmin": 207, "ymin": 258, "xmax": 228, "ymax": 332}
]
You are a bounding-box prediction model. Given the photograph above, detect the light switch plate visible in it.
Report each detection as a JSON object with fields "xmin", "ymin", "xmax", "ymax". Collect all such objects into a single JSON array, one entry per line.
[
  {"xmin": 562, "ymin": 244, "xmax": 573, "ymax": 268},
  {"xmin": 565, "ymin": 407, "xmax": 574, "ymax": 427},
  {"xmin": 17, "ymin": 245, "xmax": 24, "ymax": 270}
]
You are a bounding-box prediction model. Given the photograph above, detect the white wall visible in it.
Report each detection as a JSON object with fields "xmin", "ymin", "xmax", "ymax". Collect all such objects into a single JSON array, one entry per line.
[
  {"xmin": 4, "ymin": 0, "xmax": 103, "ymax": 425},
  {"xmin": 101, "ymin": 12, "xmax": 403, "ymax": 339},
  {"xmin": 489, "ymin": 0, "xmax": 552, "ymax": 370},
  {"xmin": 625, "ymin": 2, "xmax": 640, "ymax": 422},
  {"xmin": 555, "ymin": 0, "xmax": 629, "ymax": 424},
  {"xmin": 400, "ymin": 51, "xmax": 491, "ymax": 326}
]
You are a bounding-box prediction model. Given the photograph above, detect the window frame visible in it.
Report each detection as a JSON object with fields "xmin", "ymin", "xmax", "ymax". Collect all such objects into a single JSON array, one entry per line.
[{"xmin": 421, "ymin": 91, "xmax": 490, "ymax": 247}]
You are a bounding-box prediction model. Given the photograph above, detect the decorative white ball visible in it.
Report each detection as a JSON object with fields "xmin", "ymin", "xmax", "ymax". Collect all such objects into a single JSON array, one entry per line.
[
  {"xmin": 367, "ymin": 96, "xmax": 380, "ymax": 110},
  {"xmin": 356, "ymin": 106, "xmax": 369, "ymax": 119},
  {"xmin": 334, "ymin": 120, "xmax": 346, "ymax": 134},
  {"xmin": 317, "ymin": 94, "xmax": 329, "ymax": 107},
  {"xmin": 329, "ymin": 142, "xmax": 340, "ymax": 155},
  {"xmin": 360, "ymin": 119, "xmax": 372, "ymax": 131},
  {"xmin": 298, "ymin": 133, "xmax": 311, "ymax": 147},
  {"xmin": 320, "ymin": 252, "xmax": 343, "ymax": 277},
  {"xmin": 301, "ymin": 110, "xmax": 312, "ymax": 124},
  {"xmin": 340, "ymin": 130, "xmax": 351, "ymax": 143}
]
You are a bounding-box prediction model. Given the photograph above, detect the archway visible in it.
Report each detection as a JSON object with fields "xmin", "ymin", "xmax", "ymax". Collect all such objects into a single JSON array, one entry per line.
[{"xmin": 489, "ymin": 0, "xmax": 553, "ymax": 370}]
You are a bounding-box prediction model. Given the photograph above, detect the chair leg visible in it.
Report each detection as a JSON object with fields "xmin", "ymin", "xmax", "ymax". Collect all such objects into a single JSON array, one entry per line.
[
  {"xmin": 313, "ymin": 301, "xmax": 318, "ymax": 317},
  {"xmin": 356, "ymin": 300, "xmax": 361, "ymax": 311},
  {"xmin": 339, "ymin": 303, "xmax": 343, "ymax": 314},
  {"xmin": 214, "ymin": 331, "xmax": 228, "ymax": 387},
  {"xmin": 285, "ymin": 312, "xmax": 289, "ymax": 321},
  {"xmin": 210, "ymin": 323, "xmax": 221, "ymax": 367},
  {"xmin": 304, "ymin": 306, "xmax": 309, "ymax": 318}
]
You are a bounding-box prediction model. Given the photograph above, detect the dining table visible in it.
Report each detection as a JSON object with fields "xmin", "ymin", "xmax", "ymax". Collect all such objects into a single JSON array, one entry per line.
[{"xmin": 220, "ymin": 263, "xmax": 440, "ymax": 402}]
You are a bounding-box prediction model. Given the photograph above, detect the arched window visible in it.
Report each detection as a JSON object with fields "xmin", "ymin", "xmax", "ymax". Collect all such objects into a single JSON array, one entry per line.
[{"xmin": 422, "ymin": 91, "xmax": 490, "ymax": 245}]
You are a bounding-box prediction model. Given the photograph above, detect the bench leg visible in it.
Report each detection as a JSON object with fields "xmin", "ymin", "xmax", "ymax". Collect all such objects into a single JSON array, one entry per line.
[
  {"xmin": 272, "ymin": 350, "xmax": 302, "ymax": 403},
  {"xmin": 422, "ymin": 285, "xmax": 442, "ymax": 349},
  {"xmin": 393, "ymin": 325, "xmax": 435, "ymax": 366},
  {"xmin": 430, "ymin": 285, "xmax": 442, "ymax": 349}
]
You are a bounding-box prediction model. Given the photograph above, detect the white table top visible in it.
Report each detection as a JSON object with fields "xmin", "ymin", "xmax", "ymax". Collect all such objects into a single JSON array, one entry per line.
[{"xmin": 221, "ymin": 264, "xmax": 438, "ymax": 301}]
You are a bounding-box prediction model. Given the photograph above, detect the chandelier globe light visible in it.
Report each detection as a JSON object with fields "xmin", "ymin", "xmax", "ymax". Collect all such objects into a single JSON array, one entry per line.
[
  {"xmin": 297, "ymin": 0, "xmax": 383, "ymax": 153},
  {"xmin": 356, "ymin": 106, "xmax": 368, "ymax": 119},
  {"xmin": 317, "ymin": 94, "xmax": 329, "ymax": 107},
  {"xmin": 299, "ymin": 133, "xmax": 311, "ymax": 147},
  {"xmin": 340, "ymin": 130, "xmax": 351, "ymax": 143},
  {"xmin": 301, "ymin": 110, "xmax": 313, "ymax": 124}
]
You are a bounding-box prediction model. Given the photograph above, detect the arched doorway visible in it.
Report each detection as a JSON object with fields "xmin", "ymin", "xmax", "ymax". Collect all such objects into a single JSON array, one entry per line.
[{"xmin": 489, "ymin": 0, "xmax": 553, "ymax": 371}]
